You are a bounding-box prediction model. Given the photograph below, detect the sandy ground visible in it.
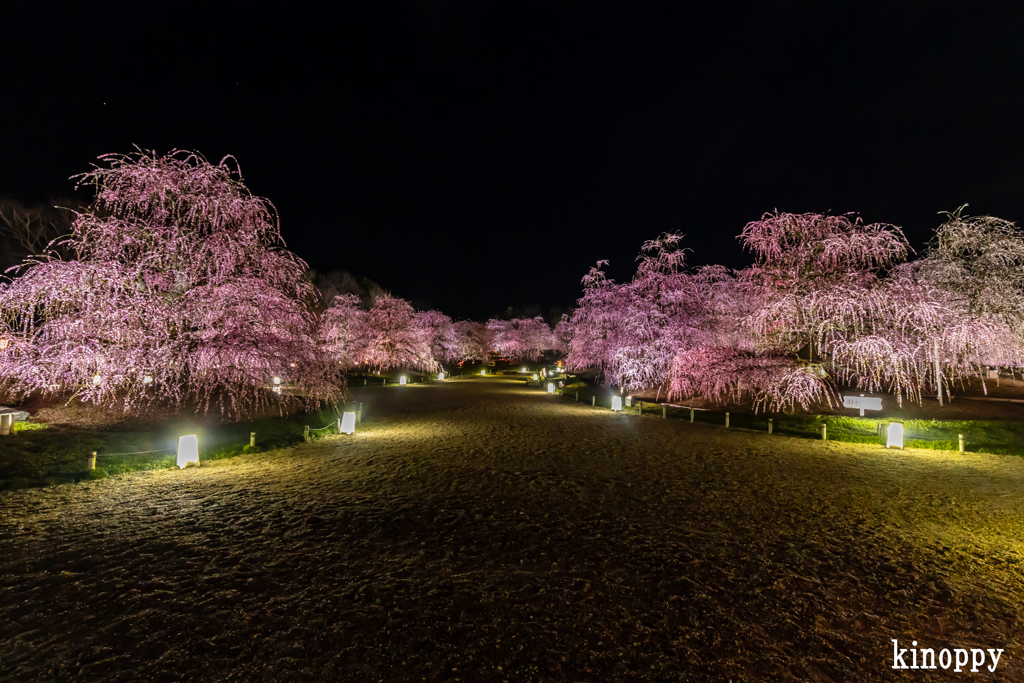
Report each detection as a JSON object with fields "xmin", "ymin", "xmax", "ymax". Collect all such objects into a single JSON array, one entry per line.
[{"xmin": 1, "ymin": 376, "xmax": 1023, "ymax": 682}]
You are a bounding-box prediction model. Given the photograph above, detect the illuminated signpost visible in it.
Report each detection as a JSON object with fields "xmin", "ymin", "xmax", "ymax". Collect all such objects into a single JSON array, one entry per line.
[{"xmin": 843, "ymin": 394, "xmax": 882, "ymax": 417}]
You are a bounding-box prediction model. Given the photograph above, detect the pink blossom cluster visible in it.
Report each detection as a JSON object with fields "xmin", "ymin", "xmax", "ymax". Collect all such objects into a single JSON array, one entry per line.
[
  {"xmin": 320, "ymin": 294, "xmax": 484, "ymax": 372},
  {"xmin": 485, "ymin": 317, "xmax": 558, "ymax": 361},
  {"xmin": 563, "ymin": 210, "xmax": 1024, "ymax": 412}
]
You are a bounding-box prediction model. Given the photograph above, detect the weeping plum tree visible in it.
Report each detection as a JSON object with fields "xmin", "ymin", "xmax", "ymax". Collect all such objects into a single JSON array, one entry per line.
[
  {"xmin": 319, "ymin": 293, "xmax": 364, "ymax": 370},
  {"xmin": 413, "ymin": 309, "xmax": 459, "ymax": 366},
  {"xmin": 486, "ymin": 316, "xmax": 553, "ymax": 361},
  {"xmin": 687, "ymin": 211, "xmax": 910, "ymax": 410},
  {"xmin": 0, "ymin": 149, "xmax": 340, "ymax": 416},
  {"xmin": 350, "ymin": 293, "xmax": 438, "ymax": 371},
  {"xmin": 732, "ymin": 209, "xmax": 1024, "ymax": 407},
  {"xmin": 915, "ymin": 206, "xmax": 1024, "ymax": 330},
  {"xmin": 451, "ymin": 320, "xmax": 490, "ymax": 362},
  {"xmin": 822, "ymin": 208, "xmax": 1024, "ymax": 405},
  {"xmin": 566, "ymin": 234, "xmax": 716, "ymax": 392}
]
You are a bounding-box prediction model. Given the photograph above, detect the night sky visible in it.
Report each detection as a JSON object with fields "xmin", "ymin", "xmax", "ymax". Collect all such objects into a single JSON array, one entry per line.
[{"xmin": 4, "ymin": 2, "xmax": 1023, "ymax": 320}]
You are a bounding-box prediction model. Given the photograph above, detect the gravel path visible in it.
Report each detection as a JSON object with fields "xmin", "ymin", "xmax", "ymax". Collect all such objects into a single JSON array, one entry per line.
[{"xmin": 2, "ymin": 376, "xmax": 1022, "ymax": 681}]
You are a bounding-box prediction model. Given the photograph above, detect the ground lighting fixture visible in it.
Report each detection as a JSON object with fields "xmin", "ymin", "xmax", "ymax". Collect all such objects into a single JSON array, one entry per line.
[{"xmin": 177, "ymin": 435, "xmax": 199, "ymax": 468}]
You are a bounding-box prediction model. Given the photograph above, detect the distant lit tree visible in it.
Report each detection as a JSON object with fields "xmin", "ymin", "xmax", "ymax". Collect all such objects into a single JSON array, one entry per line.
[
  {"xmin": 353, "ymin": 293, "xmax": 437, "ymax": 371},
  {"xmin": 414, "ymin": 310, "xmax": 459, "ymax": 366},
  {"xmin": 452, "ymin": 320, "xmax": 490, "ymax": 362},
  {"xmin": 486, "ymin": 316, "xmax": 553, "ymax": 361},
  {"xmin": 320, "ymin": 293, "xmax": 364, "ymax": 370}
]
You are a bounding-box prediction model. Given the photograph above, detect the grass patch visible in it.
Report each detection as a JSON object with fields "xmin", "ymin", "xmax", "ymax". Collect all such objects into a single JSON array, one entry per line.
[
  {"xmin": 11, "ymin": 421, "xmax": 50, "ymax": 434},
  {"xmin": 0, "ymin": 406, "xmax": 352, "ymax": 488}
]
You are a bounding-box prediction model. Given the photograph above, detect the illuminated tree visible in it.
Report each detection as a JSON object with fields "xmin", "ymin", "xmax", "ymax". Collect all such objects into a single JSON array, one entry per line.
[
  {"xmin": 320, "ymin": 293, "xmax": 364, "ymax": 369},
  {"xmin": 452, "ymin": 320, "xmax": 490, "ymax": 362},
  {"xmin": 413, "ymin": 309, "xmax": 459, "ymax": 365},
  {"xmin": 353, "ymin": 293, "xmax": 438, "ymax": 371},
  {"xmin": 0, "ymin": 149, "xmax": 339, "ymax": 416},
  {"xmin": 486, "ymin": 316, "xmax": 553, "ymax": 361},
  {"xmin": 735, "ymin": 210, "xmax": 1024, "ymax": 406},
  {"xmin": 566, "ymin": 234, "xmax": 717, "ymax": 392},
  {"xmin": 736, "ymin": 210, "xmax": 910, "ymax": 355},
  {"xmin": 915, "ymin": 207, "xmax": 1024, "ymax": 337}
]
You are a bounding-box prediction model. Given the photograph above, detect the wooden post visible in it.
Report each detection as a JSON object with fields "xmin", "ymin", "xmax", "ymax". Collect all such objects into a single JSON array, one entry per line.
[
  {"xmin": 0, "ymin": 413, "xmax": 9, "ymax": 436},
  {"xmin": 768, "ymin": 418, "xmax": 773, "ymax": 434},
  {"xmin": 725, "ymin": 412, "xmax": 730, "ymax": 428},
  {"xmin": 363, "ymin": 379, "xmax": 367, "ymax": 386},
  {"xmin": 690, "ymin": 408, "xmax": 694, "ymax": 423},
  {"xmin": 87, "ymin": 451, "xmax": 97, "ymax": 471},
  {"xmin": 575, "ymin": 391, "xmax": 578, "ymax": 401},
  {"xmin": 959, "ymin": 433, "xmax": 965, "ymax": 453},
  {"xmin": 592, "ymin": 396, "xmax": 596, "ymax": 407},
  {"xmin": 303, "ymin": 426, "xmax": 310, "ymax": 442},
  {"xmin": 822, "ymin": 424, "xmax": 827, "ymax": 441},
  {"xmin": 382, "ymin": 377, "xmax": 386, "ymax": 385},
  {"xmin": 337, "ymin": 418, "xmax": 342, "ymax": 433},
  {"xmin": 250, "ymin": 432, "xmax": 256, "ymax": 447},
  {"xmin": 935, "ymin": 338, "xmax": 943, "ymax": 407},
  {"xmin": 358, "ymin": 402, "xmax": 363, "ymax": 423},
  {"xmin": 662, "ymin": 405, "xmax": 666, "ymax": 419}
]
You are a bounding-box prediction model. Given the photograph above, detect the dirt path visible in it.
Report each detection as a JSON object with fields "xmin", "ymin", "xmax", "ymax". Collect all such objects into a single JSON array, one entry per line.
[{"xmin": 2, "ymin": 377, "xmax": 1022, "ymax": 681}]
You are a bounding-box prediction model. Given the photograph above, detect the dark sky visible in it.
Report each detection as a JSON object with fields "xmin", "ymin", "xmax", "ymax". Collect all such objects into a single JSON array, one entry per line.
[{"xmin": 4, "ymin": 2, "xmax": 1024, "ymax": 320}]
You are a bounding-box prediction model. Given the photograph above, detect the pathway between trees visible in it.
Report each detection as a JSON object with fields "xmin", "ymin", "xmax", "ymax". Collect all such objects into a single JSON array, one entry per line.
[{"xmin": 2, "ymin": 376, "xmax": 1023, "ymax": 681}]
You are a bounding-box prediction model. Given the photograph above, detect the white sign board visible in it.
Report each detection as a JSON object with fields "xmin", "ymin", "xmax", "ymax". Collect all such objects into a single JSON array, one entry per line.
[{"xmin": 843, "ymin": 395, "xmax": 882, "ymax": 416}]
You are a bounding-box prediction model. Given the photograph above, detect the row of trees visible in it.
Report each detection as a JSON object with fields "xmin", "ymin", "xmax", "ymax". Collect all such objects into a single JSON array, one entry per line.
[
  {"xmin": 565, "ymin": 210, "xmax": 1024, "ymax": 412},
  {"xmin": 4, "ymin": 148, "xmax": 1020, "ymax": 418},
  {"xmin": 0, "ymin": 150, "xmax": 562, "ymax": 417}
]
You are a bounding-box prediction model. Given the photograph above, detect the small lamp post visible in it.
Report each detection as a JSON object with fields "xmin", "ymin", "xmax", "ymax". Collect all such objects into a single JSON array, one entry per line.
[
  {"xmin": 547, "ymin": 382, "xmax": 555, "ymax": 394},
  {"xmin": 340, "ymin": 412, "xmax": 356, "ymax": 435},
  {"xmin": 400, "ymin": 376, "xmax": 407, "ymax": 386},
  {"xmin": 611, "ymin": 396, "xmax": 622, "ymax": 411}
]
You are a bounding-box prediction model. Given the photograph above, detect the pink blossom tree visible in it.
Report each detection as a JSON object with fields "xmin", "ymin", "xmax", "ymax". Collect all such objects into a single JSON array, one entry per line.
[
  {"xmin": 451, "ymin": 320, "xmax": 491, "ymax": 363},
  {"xmin": 0, "ymin": 149, "xmax": 340, "ymax": 417},
  {"xmin": 732, "ymin": 209, "xmax": 1024, "ymax": 407},
  {"xmin": 485, "ymin": 316, "xmax": 553, "ymax": 361},
  {"xmin": 413, "ymin": 309, "xmax": 459, "ymax": 366},
  {"xmin": 350, "ymin": 293, "xmax": 437, "ymax": 372},
  {"xmin": 319, "ymin": 293, "xmax": 365, "ymax": 370},
  {"xmin": 566, "ymin": 234, "xmax": 717, "ymax": 392}
]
